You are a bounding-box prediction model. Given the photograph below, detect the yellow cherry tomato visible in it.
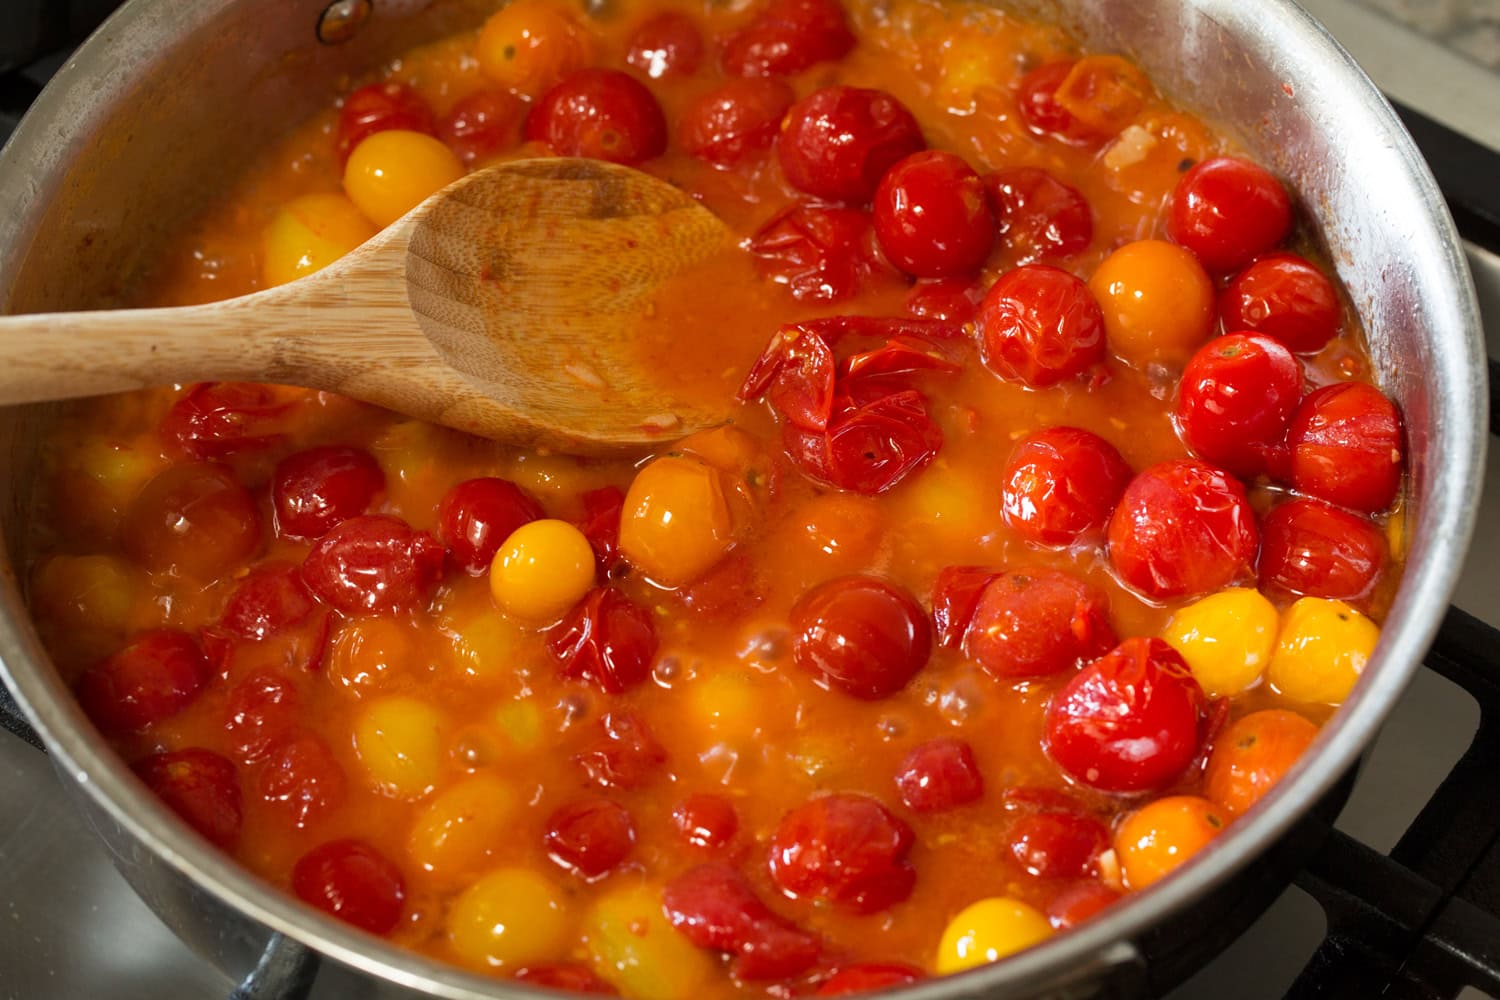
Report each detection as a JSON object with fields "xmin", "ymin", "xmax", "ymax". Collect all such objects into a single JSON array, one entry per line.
[
  {"xmin": 353, "ymin": 695, "xmax": 447, "ymax": 798},
  {"xmin": 261, "ymin": 192, "xmax": 376, "ymax": 287},
  {"xmin": 1115, "ymin": 795, "xmax": 1226, "ymax": 890},
  {"xmin": 936, "ymin": 897, "xmax": 1054, "ymax": 973},
  {"xmin": 328, "ymin": 617, "xmax": 418, "ymax": 697},
  {"xmin": 677, "ymin": 426, "xmax": 760, "ymax": 474},
  {"xmin": 619, "ymin": 455, "xmax": 735, "ymax": 586},
  {"xmin": 31, "ymin": 554, "xmax": 138, "ymax": 636},
  {"xmin": 1161, "ymin": 588, "xmax": 1279, "ymax": 696},
  {"xmin": 687, "ymin": 670, "xmax": 767, "ymax": 743},
  {"xmin": 475, "ymin": 0, "xmax": 593, "ymax": 96},
  {"xmin": 407, "ymin": 773, "xmax": 519, "ymax": 886},
  {"xmin": 447, "ymin": 867, "xmax": 568, "ymax": 969},
  {"xmin": 440, "ymin": 605, "xmax": 526, "ymax": 686},
  {"xmin": 489, "ymin": 518, "xmax": 596, "ymax": 623},
  {"xmin": 585, "ymin": 883, "xmax": 714, "ymax": 1000},
  {"xmin": 1205, "ymin": 709, "xmax": 1319, "ymax": 816},
  {"xmin": 1089, "ymin": 239, "xmax": 1215, "ymax": 366},
  {"xmin": 343, "ymin": 129, "xmax": 463, "ymax": 227},
  {"xmin": 1267, "ymin": 597, "xmax": 1379, "ymax": 705}
]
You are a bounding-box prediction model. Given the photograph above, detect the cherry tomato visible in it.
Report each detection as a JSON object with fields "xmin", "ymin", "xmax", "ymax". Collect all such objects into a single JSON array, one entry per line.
[
  {"xmin": 1001, "ymin": 426, "xmax": 1132, "ymax": 546},
  {"xmin": 1107, "ymin": 460, "xmax": 1258, "ymax": 601},
  {"xmin": 525, "ymin": 69, "xmax": 667, "ymax": 165},
  {"xmin": 777, "ymin": 86, "xmax": 925, "ymax": 203},
  {"xmin": 1044, "ymin": 636, "xmax": 1206, "ymax": 793},
  {"xmin": 544, "ymin": 797, "xmax": 637, "ymax": 878},
  {"xmin": 626, "ymin": 12, "xmax": 704, "ymax": 78},
  {"xmin": 438, "ymin": 89, "xmax": 523, "ymax": 164},
  {"xmin": 575, "ymin": 485, "xmax": 626, "ymax": 568},
  {"xmin": 984, "ymin": 166, "xmax": 1093, "ymax": 262},
  {"xmin": 475, "ymin": 0, "xmax": 594, "ymax": 96},
  {"xmin": 219, "ymin": 563, "xmax": 316, "ymax": 639},
  {"xmin": 1258, "ymin": 498, "xmax": 1387, "ymax": 604},
  {"xmin": 436, "ymin": 477, "xmax": 544, "ymax": 576},
  {"xmin": 272, "ymin": 445, "xmax": 385, "ymax": 540},
  {"xmin": 1168, "ymin": 157, "xmax": 1292, "ymax": 273},
  {"xmin": 789, "ymin": 575, "xmax": 931, "ymax": 699},
  {"xmin": 513, "ymin": 965, "xmax": 618, "ymax": 994},
  {"xmin": 817, "ymin": 964, "xmax": 926, "ymax": 995},
  {"xmin": 1046, "ymin": 881, "xmax": 1121, "ymax": 929},
  {"xmin": 573, "ymin": 711, "xmax": 666, "ymax": 789},
  {"xmin": 720, "ymin": 0, "xmax": 854, "ymax": 78},
  {"xmin": 123, "ymin": 463, "xmax": 261, "ymax": 578},
  {"xmin": 769, "ymin": 793, "xmax": 915, "ymax": 911},
  {"xmin": 1220, "ymin": 253, "xmax": 1341, "ymax": 354},
  {"xmin": 548, "ymin": 587, "xmax": 657, "ymax": 694},
  {"xmin": 1115, "ymin": 795, "xmax": 1226, "ymax": 889},
  {"xmin": 1017, "ymin": 62, "xmax": 1095, "ymax": 145},
  {"xmin": 300, "ymin": 514, "xmax": 444, "ymax": 615},
  {"xmin": 1285, "ymin": 381, "xmax": 1404, "ymax": 513},
  {"xmin": 257, "ymin": 733, "xmax": 347, "ymax": 829},
  {"xmin": 133, "ymin": 748, "xmax": 242, "ymax": 849},
  {"xmin": 224, "ymin": 673, "xmax": 299, "ymax": 764},
  {"xmin": 336, "ymin": 82, "xmax": 436, "ymax": 163},
  {"xmin": 965, "ymin": 568, "xmax": 1116, "ymax": 679},
  {"xmin": 77, "ymin": 630, "xmax": 210, "ymax": 734},
  {"xmin": 680, "ymin": 78, "xmax": 794, "ymax": 168},
  {"xmin": 930, "ymin": 565, "xmax": 1000, "ymax": 648},
  {"xmin": 664, "ymin": 863, "xmax": 821, "ymax": 980},
  {"xmin": 1204, "ymin": 709, "xmax": 1318, "ymax": 815},
  {"xmin": 673, "ymin": 794, "xmax": 739, "ymax": 848},
  {"xmin": 906, "ymin": 277, "xmax": 984, "ymax": 322},
  {"xmin": 977, "ymin": 264, "xmax": 1106, "ymax": 387},
  {"xmin": 749, "ymin": 202, "xmax": 895, "ymax": 302},
  {"xmin": 872, "ymin": 150, "xmax": 994, "ymax": 277},
  {"xmin": 1005, "ymin": 809, "xmax": 1109, "ymax": 878},
  {"xmin": 291, "ymin": 838, "xmax": 406, "ymax": 934},
  {"xmin": 1175, "ymin": 333, "xmax": 1302, "ymax": 477},
  {"xmin": 894, "ymin": 738, "xmax": 983, "ymax": 812},
  {"xmin": 784, "ymin": 390, "xmax": 944, "ymax": 495},
  {"xmin": 159, "ymin": 382, "xmax": 291, "ymax": 460},
  {"xmin": 1089, "ymin": 240, "xmax": 1216, "ymax": 368}
]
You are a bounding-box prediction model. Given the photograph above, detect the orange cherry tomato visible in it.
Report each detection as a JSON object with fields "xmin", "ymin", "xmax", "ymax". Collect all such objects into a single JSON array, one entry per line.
[
  {"xmin": 1115, "ymin": 795, "xmax": 1226, "ymax": 890},
  {"xmin": 1089, "ymin": 239, "xmax": 1215, "ymax": 367},
  {"xmin": 1204, "ymin": 709, "xmax": 1319, "ymax": 815}
]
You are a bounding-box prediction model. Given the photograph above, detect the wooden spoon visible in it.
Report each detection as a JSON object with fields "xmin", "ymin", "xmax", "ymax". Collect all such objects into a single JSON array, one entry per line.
[{"xmin": 0, "ymin": 158, "xmax": 734, "ymax": 453}]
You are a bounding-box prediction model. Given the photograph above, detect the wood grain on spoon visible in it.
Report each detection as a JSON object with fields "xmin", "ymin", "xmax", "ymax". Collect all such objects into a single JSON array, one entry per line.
[{"xmin": 0, "ymin": 158, "xmax": 735, "ymax": 453}]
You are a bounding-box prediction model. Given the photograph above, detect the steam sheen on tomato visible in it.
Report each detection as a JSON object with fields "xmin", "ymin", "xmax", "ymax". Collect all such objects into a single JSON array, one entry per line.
[
  {"xmin": 769, "ymin": 793, "xmax": 916, "ymax": 911},
  {"xmin": 1000, "ymin": 426, "xmax": 1132, "ymax": 546},
  {"xmin": 984, "ymin": 166, "xmax": 1093, "ymax": 262},
  {"xmin": 977, "ymin": 265, "xmax": 1106, "ymax": 387},
  {"xmin": 789, "ymin": 575, "xmax": 932, "ymax": 699},
  {"xmin": 720, "ymin": 0, "xmax": 854, "ymax": 78},
  {"xmin": 436, "ymin": 477, "xmax": 545, "ymax": 575},
  {"xmin": 1258, "ymin": 498, "xmax": 1387, "ymax": 604},
  {"xmin": 272, "ymin": 446, "xmax": 385, "ymax": 540},
  {"xmin": 963, "ymin": 569, "xmax": 1116, "ymax": 679},
  {"xmin": 292, "ymin": 838, "xmax": 407, "ymax": 934},
  {"xmin": 300, "ymin": 514, "xmax": 445, "ymax": 614},
  {"xmin": 1167, "ymin": 157, "xmax": 1293, "ymax": 272},
  {"xmin": 872, "ymin": 151, "xmax": 995, "ymax": 277},
  {"xmin": 1285, "ymin": 381, "xmax": 1404, "ymax": 513},
  {"xmin": 1220, "ymin": 253, "xmax": 1341, "ymax": 354},
  {"xmin": 777, "ymin": 86, "xmax": 925, "ymax": 203},
  {"xmin": 1174, "ymin": 333, "xmax": 1302, "ymax": 478},
  {"xmin": 679, "ymin": 78, "xmax": 794, "ymax": 167},
  {"xmin": 525, "ymin": 69, "xmax": 667, "ymax": 164}
]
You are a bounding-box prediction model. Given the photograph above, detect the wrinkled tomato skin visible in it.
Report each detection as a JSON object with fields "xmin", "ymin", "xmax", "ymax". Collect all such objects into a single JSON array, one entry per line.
[
  {"xmin": 78, "ymin": 630, "xmax": 211, "ymax": 734},
  {"xmin": 769, "ymin": 793, "xmax": 916, "ymax": 912},
  {"xmin": 159, "ymin": 382, "xmax": 290, "ymax": 460},
  {"xmin": 133, "ymin": 748, "xmax": 242, "ymax": 849},
  {"xmin": 257, "ymin": 733, "xmax": 347, "ymax": 829},
  {"xmin": 123, "ymin": 463, "xmax": 262, "ymax": 579},
  {"xmin": 964, "ymin": 568, "xmax": 1117, "ymax": 679},
  {"xmin": 437, "ymin": 89, "xmax": 523, "ymax": 164},
  {"xmin": 984, "ymin": 166, "xmax": 1093, "ymax": 262},
  {"xmin": 547, "ymin": 587, "xmax": 658, "ymax": 693},
  {"xmin": 777, "ymin": 86, "xmax": 925, "ymax": 203},
  {"xmin": 673, "ymin": 793, "xmax": 740, "ymax": 847},
  {"xmin": 436, "ymin": 477, "xmax": 544, "ymax": 575},
  {"xmin": 1107, "ymin": 460, "xmax": 1259, "ymax": 601},
  {"xmin": 873, "ymin": 151, "xmax": 995, "ymax": 278},
  {"xmin": 894, "ymin": 738, "xmax": 984, "ymax": 812},
  {"xmin": 525, "ymin": 69, "xmax": 667, "ymax": 165},
  {"xmin": 1258, "ymin": 498, "xmax": 1388, "ymax": 604},
  {"xmin": 1220, "ymin": 253, "xmax": 1341, "ymax": 354},
  {"xmin": 544, "ymin": 797, "xmax": 637, "ymax": 878},
  {"xmin": 1005, "ymin": 809, "xmax": 1110, "ymax": 878},
  {"xmin": 1175, "ymin": 333, "xmax": 1302, "ymax": 478},
  {"xmin": 336, "ymin": 82, "xmax": 436, "ymax": 162},
  {"xmin": 790, "ymin": 575, "xmax": 932, "ymax": 699},
  {"xmin": 680, "ymin": 78, "xmax": 794, "ymax": 168},
  {"xmin": 291, "ymin": 838, "xmax": 406, "ymax": 934},
  {"xmin": 784, "ymin": 391, "xmax": 944, "ymax": 496},
  {"xmin": 749, "ymin": 202, "xmax": 895, "ymax": 303},
  {"xmin": 720, "ymin": 0, "xmax": 854, "ymax": 78},
  {"xmin": 1045, "ymin": 636, "xmax": 1207, "ymax": 793},
  {"xmin": 513, "ymin": 965, "xmax": 618, "ymax": 994},
  {"xmin": 223, "ymin": 672, "xmax": 300, "ymax": 764},
  {"xmin": 1168, "ymin": 157, "xmax": 1293, "ymax": 273},
  {"xmin": 1015, "ymin": 61, "xmax": 1108, "ymax": 147},
  {"xmin": 817, "ymin": 964, "xmax": 926, "ymax": 995},
  {"xmin": 1285, "ymin": 381, "xmax": 1404, "ymax": 513},
  {"xmin": 574, "ymin": 712, "xmax": 667, "ymax": 789},
  {"xmin": 300, "ymin": 514, "xmax": 445, "ymax": 615},
  {"xmin": 1001, "ymin": 426, "xmax": 1133, "ymax": 546},
  {"xmin": 1047, "ymin": 881, "xmax": 1122, "ymax": 929},
  {"xmin": 977, "ymin": 265, "xmax": 1106, "ymax": 387},
  {"xmin": 272, "ymin": 445, "xmax": 385, "ymax": 540},
  {"xmin": 219, "ymin": 563, "xmax": 316, "ymax": 639},
  {"xmin": 663, "ymin": 863, "xmax": 821, "ymax": 979},
  {"xmin": 625, "ymin": 12, "xmax": 704, "ymax": 78}
]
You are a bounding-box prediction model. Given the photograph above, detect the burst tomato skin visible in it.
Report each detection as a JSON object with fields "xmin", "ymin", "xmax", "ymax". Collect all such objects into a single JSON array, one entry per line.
[
  {"xmin": 133, "ymin": 748, "xmax": 242, "ymax": 849},
  {"xmin": 291, "ymin": 838, "xmax": 406, "ymax": 934},
  {"xmin": 1014, "ymin": 59, "xmax": 1145, "ymax": 147},
  {"xmin": 790, "ymin": 575, "xmax": 932, "ymax": 699},
  {"xmin": 1001, "ymin": 426, "xmax": 1132, "ymax": 546},
  {"xmin": 1220, "ymin": 253, "xmax": 1341, "ymax": 354},
  {"xmin": 1045, "ymin": 637, "xmax": 1207, "ymax": 793},
  {"xmin": 78, "ymin": 630, "xmax": 211, "ymax": 734},
  {"xmin": 1175, "ymin": 333, "xmax": 1302, "ymax": 478},
  {"xmin": 984, "ymin": 166, "xmax": 1093, "ymax": 262},
  {"xmin": 436, "ymin": 477, "xmax": 544, "ymax": 576},
  {"xmin": 720, "ymin": 0, "xmax": 854, "ymax": 78},
  {"xmin": 873, "ymin": 151, "xmax": 995, "ymax": 278},
  {"xmin": 544, "ymin": 797, "xmax": 637, "ymax": 878},
  {"xmin": 769, "ymin": 793, "xmax": 916, "ymax": 912},
  {"xmin": 300, "ymin": 514, "xmax": 445, "ymax": 615},
  {"xmin": 964, "ymin": 568, "xmax": 1117, "ymax": 679},
  {"xmin": 547, "ymin": 587, "xmax": 658, "ymax": 694},
  {"xmin": 749, "ymin": 202, "xmax": 895, "ymax": 303},
  {"xmin": 1107, "ymin": 460, "xmax": 1259, "ymax": 601},
  {"xmin": 1258, "ymin": 498, "xmax": 1387, "ymax": 604},
  {"xmin": 894, "ymin": 738, "xmax": 984, "ymax": 812},
  {"xmin": 977, "ymin": 265, "xmax": 1106, "ymax": 387},
  {"xmin": 679, "ymin": 78, "xmax": 794, "ymax": 167},
  {"xmin": 574, "ymin": 711, "xmax": 666, "ymax": 789},
  {"xmin": 272, "ymin": 445, "xmax": 385, "ymax": 540},
  {"xmin": 777, "ymin": 86, "xmax": 925, "ymax": 203},
  {"xmin": 1285, "ymin": 381, "xmax": 1404, "ymax": 513},
  {"xmin": 159, "ymin": 382, "xmax": 291, "ymax": 460},
  {"xmin": 525, "ymin": 69, "xmax": 667, "ymax": 164},
  {"xmin": 1168, "ymin": 157, "xmax": 1293, "ymax": 273}
]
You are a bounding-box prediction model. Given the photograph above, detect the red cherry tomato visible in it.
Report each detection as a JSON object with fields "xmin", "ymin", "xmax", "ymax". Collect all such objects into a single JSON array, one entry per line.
[
  {"xmin": 1220, "ymin": 253, "xmax": 1341, "ymax": 354},
  {"xmin": 1107, "ymin": 460, "xmax": 1258, "ymax": 601},
  {"xmin": 977, "ymin": 264, "xmax": 1106, "ymax": 387},
  {"xmin": 300, "ymin": 514, "xmax": 444, "ymax": 615},
  {"xmin": 984, "ymin": 166, "xmax": 1093, "ymax": 262},
  {"xmin": 894, "ymin": 738, "xmax": 984, "ymax": 812},
  {"xmin": 77, "ymin": 630, "xmax": 210, "ymax": 734},
  {"xmin": 677, "ymin": 550, "xmax": 768, "ymax": 620},
  {"xmin": 817, "ymin": 964, "xmax": 926, "ymax": 995},
  {"xmin": 548, "ymin": 587, "xmax": 657, "ymax": 694},
  {"xmin": 1258, "ymin": 498, "xmax": 1388, "ymax": 603},
  {"xmin": 930, "ymin": 565, "xmax": 1000, "ymax": 648},
  {"xmin": 272, "ymin": 445, "xmax": 385, "ymax": 540},
  {"xmin": 525, "ymin": 69, "xmax": 667, "ymax": 165},
  {"xmin": 1016, "ymin": 60, "xmax": 1141, "ymax": 147},
  {"xmin": 1168, "ymin": 157, "xmax": 1293, "ymax": 273},
  {"xmin": 769, "ymin": 793, "xmax": 915, "ymax": 911},
  {"xmin": 336, "ymin": 82, "xmax": 436, "ymax": 163},
  {"xmin": 1285, "ymin": 381, "xmax": 1404, "ymax": 513},
  {"xmin": 1047, "ymin": 881, "xmax": 1122, "ymax": 929},
  {"xmin": 219, "ymin": 563, "xmax": 316, "ymax": 640},
  {"xmin": 748, "ymin": 202, "xmax": 895, "ymax": 302},
  {"xmin": 159, "ymin": 382, "xmax": 292, "ymax": 460},
  {"xmin": 573, "ymin": 711, "xmax": 667, "ymax": 789},
  {"xmin": 783, "ymin": 390, "xmax": 944, "ymax": 496},
  {"xmin": 1005, "ymin": 809, "xmax": 1109, "ymax": 878},
  {"xmin": 720, "ymin": 0, "xmax": 854, "ymax": 78},
  {"xmin": 575, "ymin": 485, "xmax": 626, "ymax": 568},
  {"xmin": 1001, "ymin": 426, "xmax": 1132, "ymax": 546},
  {"xmin": 626, "ymin": 12, "xmax": 704, "ymax": 78},
  {"xmin": 123, "ymin": 462, "xmax": 261, "ymax": 578},
  {"xmin": 257, "ymin": 733, "xmax": 347, "ymax": 829},
  {"xmin": 223, "ymin": 672, "xmax": 300, "ymax": 764},
  {"xmin": 437, "ymin": 89, "xmax": 523, "ymax": 164},
  {"xmin": 777, "ymin": 86, "xmax": 925, "ymax": 203},
  {"xmin": 872, "ymin": 151, "xmax": 995, "ymax": 278},
  {"xmin": 513, "ymin": 965, "xmax": 618, "ymax": 994},
  {"xmin": 965, "ymin": 568, "xmax": 1116, "ymax": 679},
  {"xmin": 133, "ymin": 748, "xmax": 242, "ymax": 849},
  {"xmin": 544, "ymin": 797, "xmax": 637, "ymax": 878},
  {"xmin": 1175, "ymin": 333, "xmax": 1302, "ymax": 478},
  {"xmin": 673, "ymin": 794, "xmax": 739, "ymax": 848},
  {"xmin": 436, "ymin": 477, "xmax": 544, "ymax": 575},
  {"xmin": 1045, "ymin": 636, "xmax": 1207, "ymax": 792},
  {"xmin": 906, "ymin": 277, "xmax": 984, "ymax": 323},
  {"xmin": 291, "ymin": 838, "xmax": 406, "ymax": 934},
  {"xmin": 789, "ymin": 575, "xmax": 931, "ymax": 699},
  {"xmin": 679, "ymin": 78, "xmax": 794, "ymax": 168},
  {"xmin": 663, "ymin": 863, "xmax": 822, "ymax": 980}
]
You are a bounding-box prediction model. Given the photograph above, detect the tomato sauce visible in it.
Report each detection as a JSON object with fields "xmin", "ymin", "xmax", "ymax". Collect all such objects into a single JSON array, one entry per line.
[{"xmin": 24, "ymin": 0, "xmax": 1407, "ymax": 994}]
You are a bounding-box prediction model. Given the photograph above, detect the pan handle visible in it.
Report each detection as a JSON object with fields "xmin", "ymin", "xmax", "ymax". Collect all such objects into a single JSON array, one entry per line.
[
  {"xmin": 0, "ymin": 677, "xmax": 44, "ymax": 751},
  {"xmin": 230, "ymin": 933, "xmax": 321, "ymax": 1000}
]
